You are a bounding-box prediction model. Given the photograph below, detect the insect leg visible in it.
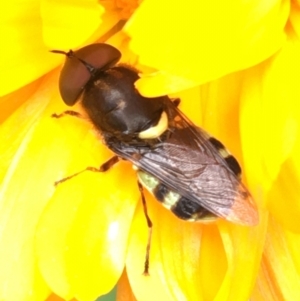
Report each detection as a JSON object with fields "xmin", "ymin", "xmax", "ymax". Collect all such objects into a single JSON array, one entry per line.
[
  {"xmin": 137, "ymin": 181, "xmax": 153, "ymax": 276},
  {"xmin": 52, "ymin": 110, "xmax": 82, "ymax": 119},
  {"xmin": 54, "ymin": 156, "xmax": 120, "ymax": 186}
]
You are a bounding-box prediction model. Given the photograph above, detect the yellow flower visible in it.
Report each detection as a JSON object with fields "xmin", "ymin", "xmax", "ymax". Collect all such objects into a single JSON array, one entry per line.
[{"xmin": 0, "ymin": 1, "xmax": 299, "ymax": 301}]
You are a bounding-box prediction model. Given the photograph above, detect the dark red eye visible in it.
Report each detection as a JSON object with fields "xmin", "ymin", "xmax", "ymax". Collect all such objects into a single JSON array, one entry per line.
[{"xmin": 53, "ymin": 43, "xmax": 121, "ymax": 105}]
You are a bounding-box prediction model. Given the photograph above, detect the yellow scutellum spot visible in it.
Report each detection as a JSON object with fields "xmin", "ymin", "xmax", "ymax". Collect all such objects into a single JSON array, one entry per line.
[
  {"xmin": 138, "ymin": 112, "xmax": 168, "ymax": 139},
  {"xmin": 41, "ymin": 0, "xmax": 104, "ymax": 49},
  {"xmin": 125, "ymin": 0, "xmax": 288, "ymax": 97}
]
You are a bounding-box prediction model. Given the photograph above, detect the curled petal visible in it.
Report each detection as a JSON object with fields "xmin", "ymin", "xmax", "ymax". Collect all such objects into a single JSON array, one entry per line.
[{"xmin": 126, "ymin": 0, "xmax": 288, "ymax": 96}]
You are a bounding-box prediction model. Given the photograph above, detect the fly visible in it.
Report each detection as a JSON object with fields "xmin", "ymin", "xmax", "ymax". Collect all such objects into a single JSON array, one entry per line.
[{"xmin": 52, "ymin": 43, "xmax": 259, "ymax": 274}]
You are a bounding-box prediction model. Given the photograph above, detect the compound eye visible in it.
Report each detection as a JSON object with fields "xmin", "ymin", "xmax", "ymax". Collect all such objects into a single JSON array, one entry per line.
[{"xmin": 57, "ymin": 43, "xmax": 121, "ymax": 106}]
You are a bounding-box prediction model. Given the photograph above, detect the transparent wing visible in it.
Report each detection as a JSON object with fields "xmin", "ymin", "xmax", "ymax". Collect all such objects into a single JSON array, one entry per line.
[{"xmin": 109, "ymin": 101, "xmax": 258, "ymax": 225}]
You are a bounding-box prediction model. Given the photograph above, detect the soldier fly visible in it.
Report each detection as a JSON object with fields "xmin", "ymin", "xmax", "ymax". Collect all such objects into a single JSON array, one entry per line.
[{"xmin": 52, "ymin": 43, "xmax": 259, "ymax": 274}]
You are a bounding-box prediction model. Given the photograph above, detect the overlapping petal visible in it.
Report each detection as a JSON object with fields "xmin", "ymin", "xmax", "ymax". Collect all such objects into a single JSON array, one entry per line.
[
  {"xmin": 252, "ymin": 217, "xmax": 300, "ymax": 300},
  {"xmin": 266, "ymin": 138, "xmax": 300, "ymax": 232},
  {"xmin": 116, "ymin": 271, "xmax": 137, "ymax": 301},
  {"xmin": 36, "ymin": 159, "xmax": 138, "ymax": 301},
  {"xmin": 125, "ymin": 0, "xmax": 289, "ymax": 96},
  {"xmin": 240, "ymin": 37, "xmax": 300, "ymax": 199},
  {"xmin": 0, "ymin": 71, "xmax": 61, "ymax": 301},
  {"xmin": 0, "ymin": 1, "xmax": 62, "ymax": 97}
]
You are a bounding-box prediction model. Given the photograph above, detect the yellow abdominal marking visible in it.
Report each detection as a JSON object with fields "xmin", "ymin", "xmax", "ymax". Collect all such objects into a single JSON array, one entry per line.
[
  {"xmin": 162, "ymin": 191, "xmax": 180, "ymax": 209},
  {"xmin": 138, "ymin": 111, "xmax": 168, "ymax": 139},
  {"xmin": 218, "ymin": 148, "xmax": 230, "ymax": 158}
]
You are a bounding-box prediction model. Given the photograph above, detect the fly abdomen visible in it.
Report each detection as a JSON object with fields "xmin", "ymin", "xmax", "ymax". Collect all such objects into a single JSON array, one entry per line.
[
  {"xmin": 171, "ymin": 196, "xmax": 215, "ymax": 221},
  {"xmin": 137, "ymin": 170, "xmax": 216, "ymax": 222},
  {"xmin": 208, "ymin": 137, "xmax": 242, "ymax": 179}
]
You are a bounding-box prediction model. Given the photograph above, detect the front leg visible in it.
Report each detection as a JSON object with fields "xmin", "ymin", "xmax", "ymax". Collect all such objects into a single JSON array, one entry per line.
[
  {"xmin": 52, "ymin": 110, "xmax": 83, "ymax": 119},
  {"xmin": 54, "ymin": 156, "xmax": 120, "ymax": 186}
]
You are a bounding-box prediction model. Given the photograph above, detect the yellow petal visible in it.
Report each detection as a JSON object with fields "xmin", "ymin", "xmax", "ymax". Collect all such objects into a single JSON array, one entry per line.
[
  {"xmin": 135, "ymin": 71, "xmax": 199, "ymax": 97},
  {"xmin": 214, "ymin": 215, "xmax": 267, "ymax": 301},
  {"xmin": 285, "ymin": 226, "xmax": 300, "ymax": 278},
  {"xmin": 0, "ymin": 72, "xmax": 64, "ymax": 301},
  {"xmin": 198, "ymin": 224, "xmax": 227, "ymax": 300},
  {"xmin": 41, "ymin": 0, "xmax": 104, "ymax": 49},
  {"xmin": 45, "ymin": 293, "xmax": 75, "ymax": 301},
  {"xmin": 267, "ymin": 137, "xmax": 300, "ymax": 232},
  {"xmin": 0, "ymin": 77, "xmax": 45, "ymax": 123},
  {"xmin": 36, "ymin": 161, "xmax": 138, "ymax": 300},
  {"xmin": 36, "ymin": 187, "xmax": 83, "ymax": 300},
  {"xmin": 252, "ymin": 217, "xmax": 300, "ymax": 300},
  {"xmin": 0, "ymin": 1, "xmax": 62, "ymax": 96},
  {"xmin": 0, "ymin": 1, "xmax": 120, "ymax": 97},
  {"xmin": 126, "ymin": 198, "xmax": 176, "ymax": 301},
  {"xmin": 117, "ymin": 270, "xmax": 138, "ymax": 301},
  {"xmin": 290, "ymin": 1, "xmax": 300, "ymax": 39},
  {"xmin": 240, "ymin": 38, "xmax": 300, "ymax": 196},
  {"xmin": 126, "ymin": 0, "xmax": 288, "ymax": 96},
  {"xmin": 64, "ymin": 161, "xmax": 138, "ymax": 301}
]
